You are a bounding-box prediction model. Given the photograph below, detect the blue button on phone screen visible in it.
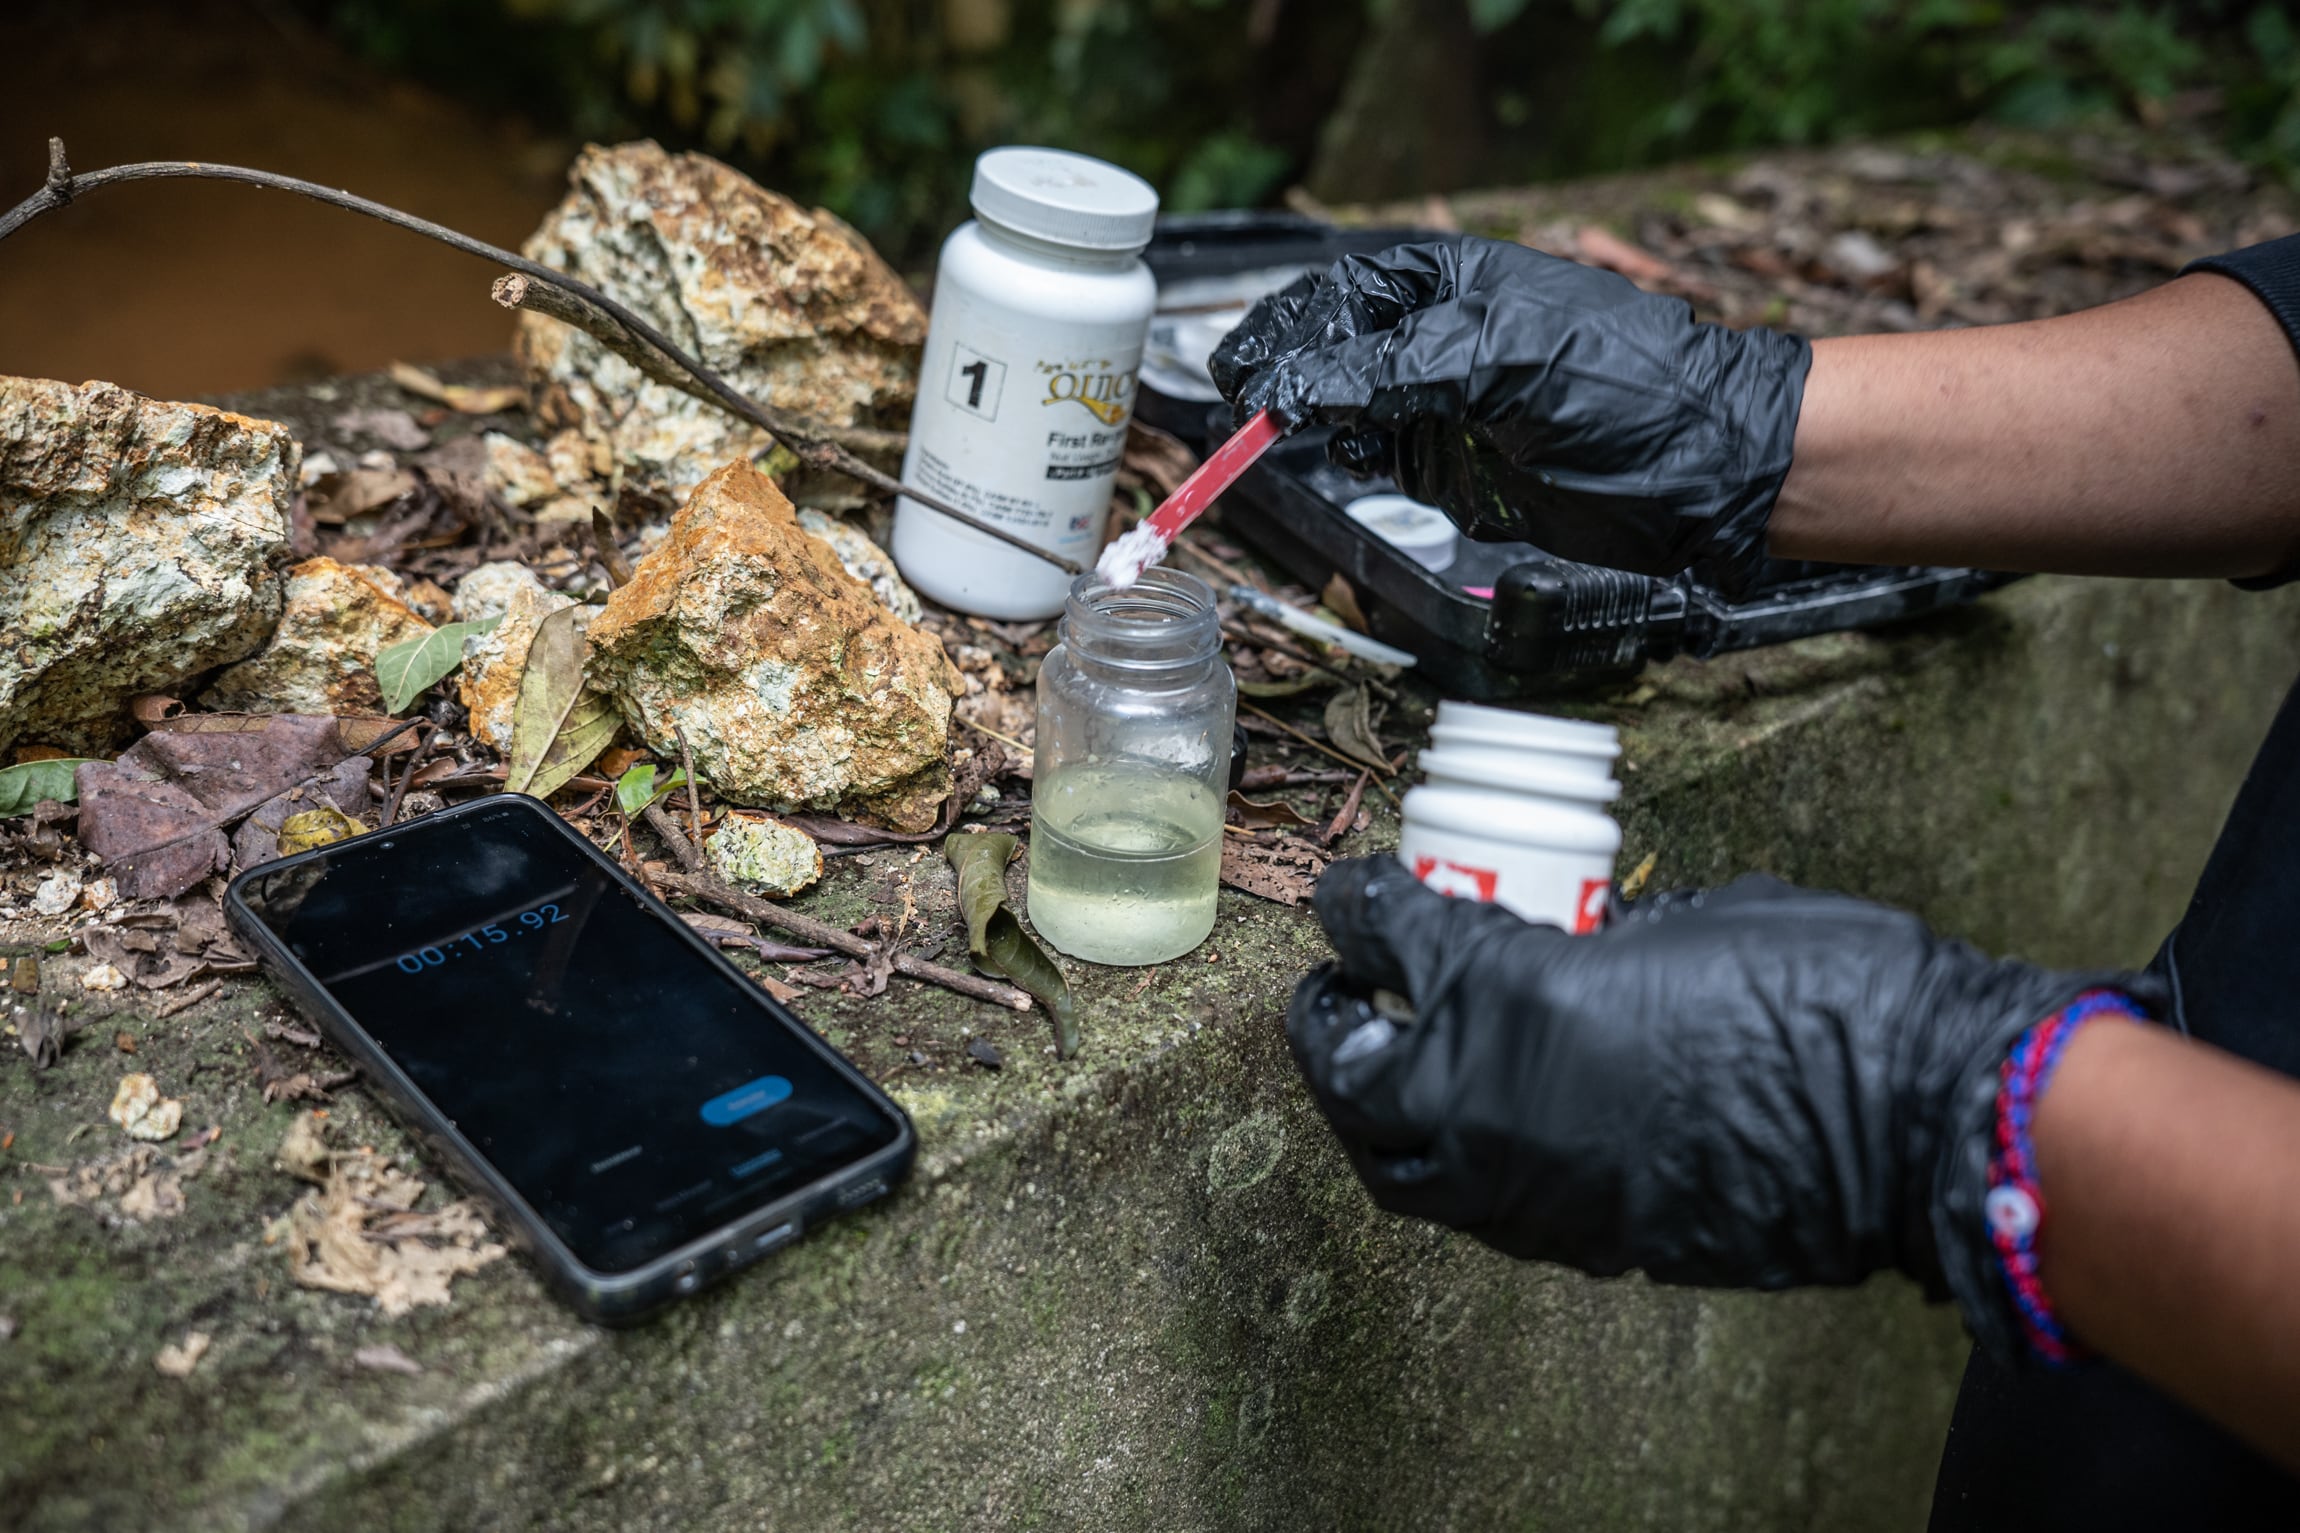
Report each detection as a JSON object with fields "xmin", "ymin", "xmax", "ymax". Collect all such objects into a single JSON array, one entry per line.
[{"xmin": 699, "ymin": 1075, "xmax": 793, "ymax": 1126}]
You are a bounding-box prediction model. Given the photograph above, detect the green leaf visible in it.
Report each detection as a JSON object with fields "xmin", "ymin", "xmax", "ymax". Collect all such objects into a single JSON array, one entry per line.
[
  {"xmin": 0, "ymin": 758, "xmax": 94, "ymax": 817},
  {"xmin": 374, "ymin": 617, "xmax": 501, "ymax": 715},
  {"xmin": 613, "ymin": 763, "xmax": 689, "ymax": 819},
  {"xmin": 504, "ymin": 605, "xmax": 617, "ymax": 799},
  {"xmin": 945, "ymin": 831, "xmax": 1079, "ymax": 1058}
]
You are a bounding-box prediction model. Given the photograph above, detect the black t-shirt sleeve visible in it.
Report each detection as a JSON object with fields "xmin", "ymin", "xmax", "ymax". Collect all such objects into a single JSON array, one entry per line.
[{"xmin": 2182, "ymin": 235, "xmax": 2300, "ymax": 589}]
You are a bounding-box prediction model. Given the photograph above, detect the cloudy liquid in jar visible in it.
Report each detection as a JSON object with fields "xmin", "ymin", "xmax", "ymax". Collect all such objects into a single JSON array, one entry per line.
[{"xmin": 1027, "ymin": 764, "xmax": 1223, "ymax": 966}]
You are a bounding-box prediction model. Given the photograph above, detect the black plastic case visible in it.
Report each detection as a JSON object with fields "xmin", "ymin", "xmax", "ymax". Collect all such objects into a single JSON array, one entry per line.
[
  {"xmin": 224, "ymin": 794, "xmax": 916, "ymax": 1326},
  {"xmin": 1140, "ymin": 212, "xmax": 2019, "ymax": 697}
]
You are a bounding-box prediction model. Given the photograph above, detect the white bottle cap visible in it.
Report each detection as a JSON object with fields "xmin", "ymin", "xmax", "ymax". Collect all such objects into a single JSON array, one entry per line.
[
  {"xmin": 1346, "ymin": 494, "xmax": 1458, "ymax": 571},
  {"xmin": 971, "ymin": 147, "xmax": 1160, "ymax": 253}
]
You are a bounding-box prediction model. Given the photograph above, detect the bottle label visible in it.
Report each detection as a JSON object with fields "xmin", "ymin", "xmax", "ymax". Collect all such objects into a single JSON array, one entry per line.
[
  {"xmin": 1409, "ymin": 854, "xmax": 1612, "ymax": 935},
  {"xmin": 903, "ymin": 282, "xmax": 1144, "ymax": 558}
]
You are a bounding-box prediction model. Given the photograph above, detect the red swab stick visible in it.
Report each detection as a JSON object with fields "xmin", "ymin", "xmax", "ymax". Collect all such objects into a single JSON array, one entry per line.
[{"xmin": 1096, "ymin": 409, "xmax": 1282, "ymax": 587}]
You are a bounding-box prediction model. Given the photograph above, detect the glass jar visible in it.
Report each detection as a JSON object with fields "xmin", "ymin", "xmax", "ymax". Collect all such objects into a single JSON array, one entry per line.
[{"xmin": 1026, "ymin": 568, "xmax": 1234, "ymax": 965}]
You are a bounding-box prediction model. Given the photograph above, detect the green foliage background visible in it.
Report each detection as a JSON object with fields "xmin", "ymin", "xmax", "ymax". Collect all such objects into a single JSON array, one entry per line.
[{"xmin": 324, "ymin": 0, "xmax": 2300, "ymax": 265}]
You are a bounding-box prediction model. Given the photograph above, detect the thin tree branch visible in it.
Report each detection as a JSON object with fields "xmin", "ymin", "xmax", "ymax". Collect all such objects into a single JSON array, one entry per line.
[
  {"xmin": 654, "ymin": 869, "xmax": 1032, "ymax": 1012},
  {"xmin": 492, "ymin": 273, "xmax": 906, "ymax": 459},
  {"xmin": 0, "ymin": 139, "xmax": 1080, "ymax": 576}
]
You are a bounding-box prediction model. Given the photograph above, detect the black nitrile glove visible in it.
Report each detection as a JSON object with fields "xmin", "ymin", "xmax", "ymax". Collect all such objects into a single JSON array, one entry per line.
[
  {"xmin": 1209, "ymin": 238, "xmax": 1812, "ymax": 594},
  {"xmin": 1287, "ymin": 859, "xmax": 2161, "ymax": 1360}
]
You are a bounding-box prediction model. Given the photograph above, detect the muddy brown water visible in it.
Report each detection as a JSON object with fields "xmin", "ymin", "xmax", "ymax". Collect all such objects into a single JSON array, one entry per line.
[{"xmin": 0, "ymin": 2, "xmax": 568, "ymax": 400}]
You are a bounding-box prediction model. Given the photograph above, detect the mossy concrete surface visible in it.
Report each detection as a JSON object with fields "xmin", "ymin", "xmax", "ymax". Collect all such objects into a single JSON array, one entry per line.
[{"xmin": 7, "ymin": 569, "xmax": 2295, "ymax": 1531}]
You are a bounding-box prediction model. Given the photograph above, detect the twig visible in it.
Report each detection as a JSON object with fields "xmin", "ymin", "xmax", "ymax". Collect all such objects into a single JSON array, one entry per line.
[
  {"xmin": 1321, "ymin": 769, "xmax": 1371, "ymax": 846},
  {"xmin": 1237, "ymin": 700, "xmax": 1402, "ymax": 808},
  {"xmin": 379, "ymin": 723, "xmax": 436, "ymax": 828},
  {"xmin": 640, "ymin": 802, "xmax": 706, "ymax": 874},
  {"xmin": 487, "ymin": 270, "xmax": 1057, "ymax": 566},
  {"xmin": 493, "ymin": 273, "xmax": 907, "ymax": 459},
  {"xmin": 958, "ymin": 718, "xmax": 1031, "ymax": 757},
  {"xmin": 0, "ymin": 139, "xmax": 1078, "ymax": 577},
  {"xmin": 1167, "ymin": 533, "xmax": 1257, "ymax": 590},
  {"xmin": 157, "ymin": 979, "xmax": 224, "ymax": 1019},
  {"xmin": 590, "ymin": 508, "xmax": 633, "ymax": 589},
  {"xmin": 670, "ymin": 720, "xmax": 704, "ymax": 848},
  {"xmin": 654, "ymin": 870, "xmax": 1033, "ymax": 1012}
]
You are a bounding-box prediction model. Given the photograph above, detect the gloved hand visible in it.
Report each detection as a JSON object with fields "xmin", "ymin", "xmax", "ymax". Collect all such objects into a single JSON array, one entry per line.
[
  {"xmin": 1287, "ymin": 858, "xmax": 2160, "ymax": 1359},
  {"xmin": 1209, "ymin": 237, "xmax": 1812, "ymax": 594}
]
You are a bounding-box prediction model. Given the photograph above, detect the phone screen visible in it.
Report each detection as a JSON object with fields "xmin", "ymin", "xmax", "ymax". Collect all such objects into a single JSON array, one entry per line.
[{"xmin": 234, "ymin": 799, "xmax": 902, "ymax": 1274}]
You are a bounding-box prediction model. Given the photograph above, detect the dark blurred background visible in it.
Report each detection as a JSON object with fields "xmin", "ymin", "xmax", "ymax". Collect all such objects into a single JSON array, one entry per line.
[{"xmin": 4, "ymin": 0, "xmax": 2296, "ymax": 397}]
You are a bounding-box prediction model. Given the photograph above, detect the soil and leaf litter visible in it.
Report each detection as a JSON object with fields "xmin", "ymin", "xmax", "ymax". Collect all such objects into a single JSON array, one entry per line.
[{"xmin": 0, "ymin": 135, "xmax": 1398, "ymax": 1321}]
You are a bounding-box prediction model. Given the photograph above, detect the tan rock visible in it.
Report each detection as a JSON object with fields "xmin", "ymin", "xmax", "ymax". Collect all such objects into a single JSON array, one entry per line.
[
  {"xmin": 586, "ymin": 463, "xmax": 960, "ymax": 831},
  {"xmin": 202, "ymin": 558, "xmax": 434, "ymax": 716},
  {"xmin": 479, "ymin": 432, "xmax": 557, "ymax": 508},
  {"xmin": 0, "ymin": 376, "xmax": 293, "ymax": 753},
  {"xmin": 451, "ymin": 560, "xmax": 547, "ymax": 626},
  {"xmin": 516, "ymin": 142, "xmax": 925, "ymax": 503},
  {"xmin": 459, "ymin": 580, "xmax": 581, "ymax": 756}
]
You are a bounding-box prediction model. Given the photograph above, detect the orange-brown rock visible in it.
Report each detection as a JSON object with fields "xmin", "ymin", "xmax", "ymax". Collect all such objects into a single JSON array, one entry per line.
[
  {"xmin": 516, "ymin": 141, "xmax": 925, "ymax": 502},
  {"xmin": 586, "ymin": 463, "xmax": 960, "ymax": 831}
]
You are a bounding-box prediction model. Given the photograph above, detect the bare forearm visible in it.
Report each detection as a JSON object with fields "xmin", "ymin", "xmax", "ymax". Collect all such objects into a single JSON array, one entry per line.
[
  {"xmin": 2033, "ymin": 1019, "xmax": 2300, "ymax": 1470},
  {"xmin": 1772, "ymin": 274, "xmax": 2300, "ymax": 578}
]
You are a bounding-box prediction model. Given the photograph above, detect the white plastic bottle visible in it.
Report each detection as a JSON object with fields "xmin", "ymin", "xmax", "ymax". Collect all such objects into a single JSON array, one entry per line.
[
  {"xmin": 892, "ymin": 147, "xmax": 1160, "ymax": 620},
  {"xmin": 1395, "ymin": 701, "xmax": 1623, "ymax": 932}
]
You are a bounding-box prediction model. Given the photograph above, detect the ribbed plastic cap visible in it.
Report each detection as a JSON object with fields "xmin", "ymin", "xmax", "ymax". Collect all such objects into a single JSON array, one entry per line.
[{"xmin": 970, "ymin": 147, "xmax": 1159, "ymax": 253}]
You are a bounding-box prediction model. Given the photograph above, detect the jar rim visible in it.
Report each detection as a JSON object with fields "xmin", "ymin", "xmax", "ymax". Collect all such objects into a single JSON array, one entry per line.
[{"xmin": 1062, "ymin": 567, "xmax": 1223, "ymax": 670}]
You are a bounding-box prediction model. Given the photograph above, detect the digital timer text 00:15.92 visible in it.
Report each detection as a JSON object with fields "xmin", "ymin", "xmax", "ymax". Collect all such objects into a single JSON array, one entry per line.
[{"xmin": 396, "ymin": 902, "xmax": 567, "ymax": 974}]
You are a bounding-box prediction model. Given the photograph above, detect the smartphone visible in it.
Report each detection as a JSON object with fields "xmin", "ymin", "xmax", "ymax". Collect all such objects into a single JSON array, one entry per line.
[{"xmin": 225, "ymin": 793, "xmax": 914, "ymax": 1325}]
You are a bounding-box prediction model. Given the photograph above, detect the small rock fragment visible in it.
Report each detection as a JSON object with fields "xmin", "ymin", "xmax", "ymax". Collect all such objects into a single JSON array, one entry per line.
[
  {"xmin": 479, "ymin": 432, "xmax": 558, "ymax": 508},
  {"xmin": 31, "ymin": 871, "xmax": 80, "ymax": 917},
  {"xmin": 402, "ymin": 578, "xmax": 455, "ymax": 627},
  {"xmin": 586, "ymin": 464, "xmax": 960, "ymax": 830},
  {"xmin": 0, "ymin": 377, "xmax": 293, "ymax": 753},
  {"xmin": 966, "ymin": 1037, "xmax": 1005, "ymax": 1071},
  {"xmin": 797, "ymin": 510, "xmax": 922, "ymax": 624},
  {"xmin": 451, "ymin": 560, "xmax": 548, "ymax": 626},
  {"xmin": 202, "ymin": 558, "xmax": 435, "ymax": 716},
  {"xmin": 515, "ymin": 141, "xmax": 924, "ymax": 502},
  {"xmin": 79, "ymin": 877, "xmax": 117, "ymax": 913},
  {"xmin": 81, "ymin": 962, "xmax": 128, "ymax": 994},
  {"xmin": 11, "ymin": 954, "xmax": 38, "ymax": 993},
  {"xmin": 153, "ymin": 1331, "xmax": 211, "ymax": 1378},
  {"xmin": 353, "ymin": 1343, "xmax": 425, "ymax": 1376},
  {"xmin": 108, "ymin": 1072, "xmax": 183, "ymax": 1140},
  {"xmin": 706, "ymin": 814, "xmax": 824, "ymax": 897}
]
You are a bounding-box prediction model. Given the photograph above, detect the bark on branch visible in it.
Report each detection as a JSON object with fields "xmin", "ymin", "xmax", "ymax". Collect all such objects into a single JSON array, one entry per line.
[
  {"xmin": 0, "ymin": 138, "xmax": 1079, "ymax": 576},
  {"xmin": 653, "ymin": 869, "xmax": 1034, "ymax": 1013},
  {"xmin": 492, "ymin": 274, "xmax": 907, "ymax": 460}
]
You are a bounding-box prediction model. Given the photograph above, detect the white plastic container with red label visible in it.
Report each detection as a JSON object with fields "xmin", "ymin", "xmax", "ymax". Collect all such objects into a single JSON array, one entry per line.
[{"xmin": 1395, "ymin": 701, "xmax": 1622, "ymax": 933}]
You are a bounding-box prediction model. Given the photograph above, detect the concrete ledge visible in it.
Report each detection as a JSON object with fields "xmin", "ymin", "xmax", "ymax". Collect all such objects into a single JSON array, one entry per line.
[{"xmin": 8, "ymin": 569, "xmax": 2297, "ymax": 1531}]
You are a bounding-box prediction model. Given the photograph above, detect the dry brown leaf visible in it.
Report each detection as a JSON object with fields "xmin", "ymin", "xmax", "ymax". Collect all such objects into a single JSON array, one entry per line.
[
  {"xmin": 1227, "ymin": 790, "xmax": 1319, "ymax": 830},
  {"xmin": 277, "ymin": 1116, "xmax": 504, "ymax": 1316},
  {"xmin": 1319, "ymin": 573, "xmax": 1370, "ymax": 635},
  {"xmin": 388, "ymin": 361, "xmax": 527, "ymax": 416},
  {"xmin": 48, "ymin": 1143, "xmax": 204, "ymax": 1223},
  {"xmin": 1322, "ymin": 683, "xmax": 1390, "ymax": 772},
  {"xmin": 1218, "ymin": 836, "xmax": 1327, "ymax": 906}
]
